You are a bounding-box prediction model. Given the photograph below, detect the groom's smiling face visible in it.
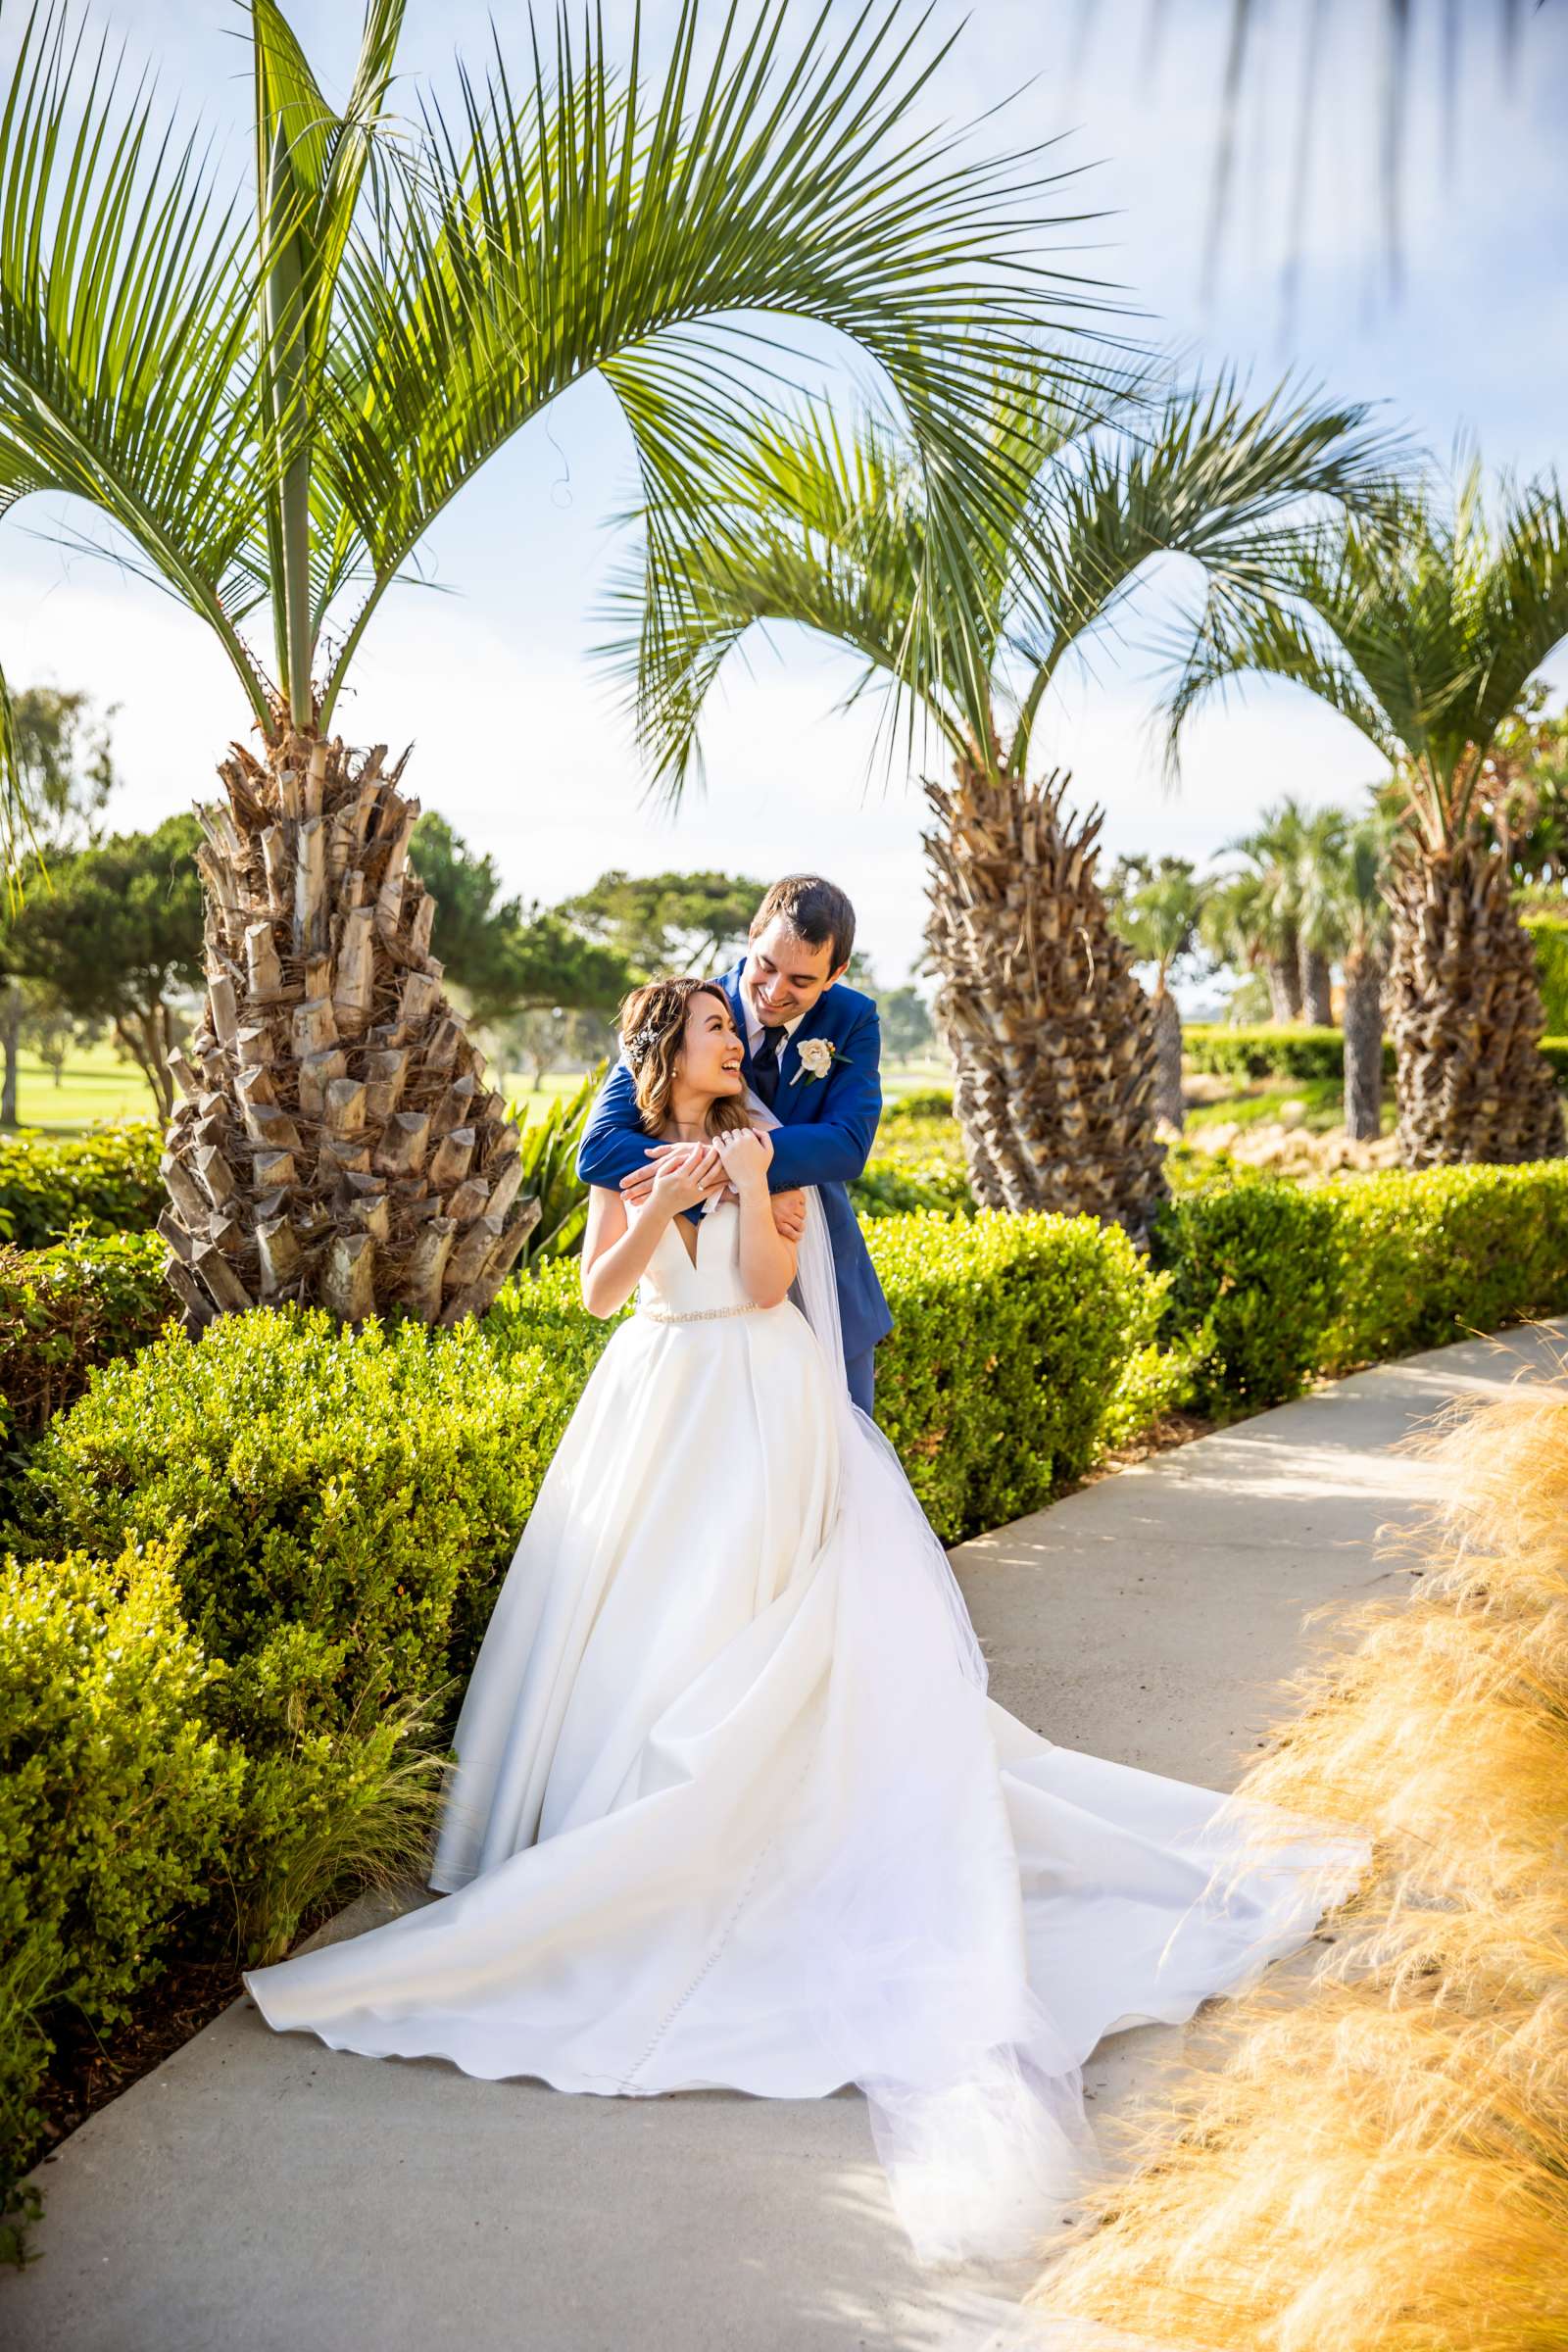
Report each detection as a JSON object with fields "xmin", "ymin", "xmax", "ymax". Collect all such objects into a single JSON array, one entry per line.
[{"xmin": 745, "ymin": 916, "xmax": 847, "ymax": 1027}]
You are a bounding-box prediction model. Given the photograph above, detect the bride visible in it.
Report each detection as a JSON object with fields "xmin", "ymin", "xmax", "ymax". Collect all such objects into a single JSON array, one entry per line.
[{"xmin": 244, "ymin": 974, "xmax": 1371, "ymax": 2263}]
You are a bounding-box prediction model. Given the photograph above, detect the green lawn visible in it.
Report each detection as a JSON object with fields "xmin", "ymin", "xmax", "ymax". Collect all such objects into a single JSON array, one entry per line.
[
  {"xmin": 3, "ymin": 1038, "xmax": 954, "ymax": 1137},
  {"xmin": 1185, "ymin": 1075, "xmax": 1350, "ymax": 1135},
  {"xmin": 6, "ymin": 1041, "xmax": 159, "ymax": 1133}
]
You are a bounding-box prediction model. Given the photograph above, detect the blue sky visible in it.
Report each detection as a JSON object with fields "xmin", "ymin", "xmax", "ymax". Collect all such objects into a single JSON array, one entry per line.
[{"xmin": 2, "ymin": 0, "xmax": 1565, "ymax": 992}]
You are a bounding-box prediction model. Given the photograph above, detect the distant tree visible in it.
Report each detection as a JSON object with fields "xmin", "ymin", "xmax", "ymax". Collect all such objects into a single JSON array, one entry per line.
[
  {"xmin": 499, "ymin": 1006, "xmax": 619, "ymax": 1096},
  {"xmin": 2, "ymin": 815, "xmax": 203, "ymax": 1119},
  {"xmin": 1107, "ymin": 858, "xmax": 1210, "ymax": 1131},
  {"xmin": 18, "ymin": 988, "xmax": 88, "ymax": 1090},
  {"xmin": 881, "ymin": 985, "xmax": 936, "ymax": 1062},
  {"xmin": 0, "ymin": 687, "xmax": 119, "ymax": 1125},
  {"xmin": 409, "ymin": 816, "xmax": 633, "ymax": 1025},
  {"xmin": 559, "ymin": 870, "xmax": 768, "ymax": 980},
  {"xmin": 1467, "ymin": 687, "xmax": 1568, "ymax": 894},
  {"xmin": 1325, "ymin": 811, "xmax": 1396, "ymax": 1142}
]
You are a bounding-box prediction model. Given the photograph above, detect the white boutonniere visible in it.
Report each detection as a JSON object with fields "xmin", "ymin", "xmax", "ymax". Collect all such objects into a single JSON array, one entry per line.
[{"xmin": 790, "ymin": 1037, "xmax": 845, "ymax": 1086}]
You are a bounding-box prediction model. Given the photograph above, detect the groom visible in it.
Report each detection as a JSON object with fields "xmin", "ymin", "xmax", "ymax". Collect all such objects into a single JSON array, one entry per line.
[{"xmin": 576, "ymin": 874, "xmax": 893, "ymax": 1414}]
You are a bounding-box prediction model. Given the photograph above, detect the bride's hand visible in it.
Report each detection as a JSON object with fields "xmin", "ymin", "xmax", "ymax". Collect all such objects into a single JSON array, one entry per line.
[
  {"xmin": 647, "ymin": 1142, "xmax": 720, "ymax": 1216},
  {"xmin": 711, "ymin": 1126, "xmax": 773, "ymax": 1195}
]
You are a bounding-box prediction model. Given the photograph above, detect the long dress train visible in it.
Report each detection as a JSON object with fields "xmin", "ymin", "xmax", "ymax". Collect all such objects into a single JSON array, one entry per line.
[{"xmin": 244, "ymin": 1186, "xmax": 1371, "ymax": 2262}]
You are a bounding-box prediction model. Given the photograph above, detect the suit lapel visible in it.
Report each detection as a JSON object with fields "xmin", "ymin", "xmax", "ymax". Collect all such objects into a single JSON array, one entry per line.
[{"xmin": 774, "ymin": 993, "xmax": 831, "ymax": 1114}]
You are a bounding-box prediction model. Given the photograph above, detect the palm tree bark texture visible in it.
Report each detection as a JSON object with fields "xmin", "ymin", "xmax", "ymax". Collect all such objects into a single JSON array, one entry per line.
[
  {"xmin": 923, "ymin": 756, "xmax": 1166, "ymax": 1240},
  {"xmin": 1341, "ymin": 944, "xmax": 1387, "ymax": 1144},
  {"xmin": 159, "ymin": 730, "xmax": 537, "ymax": 1333},
  {"xmin": 1385, "ymin": 835, "xmax": 1565, "ymax": 1165}
]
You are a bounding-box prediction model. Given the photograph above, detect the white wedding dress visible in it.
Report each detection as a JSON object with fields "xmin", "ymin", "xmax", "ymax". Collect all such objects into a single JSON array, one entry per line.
[{"xmin": 244, "ymin": 1152, "xmax": 1371, "ymax": 2264}]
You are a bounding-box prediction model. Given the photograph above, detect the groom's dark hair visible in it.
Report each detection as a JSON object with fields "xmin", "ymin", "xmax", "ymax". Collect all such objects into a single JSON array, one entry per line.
[{"xmin": 751, "ymin": 875, "xmax": 856, "ymax": 975}]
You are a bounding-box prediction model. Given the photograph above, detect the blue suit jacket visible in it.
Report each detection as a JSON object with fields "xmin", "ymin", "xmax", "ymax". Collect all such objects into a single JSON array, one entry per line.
[{"xmin": 575, "ymin": 958, "xmax": 893, "ymax": 1362}]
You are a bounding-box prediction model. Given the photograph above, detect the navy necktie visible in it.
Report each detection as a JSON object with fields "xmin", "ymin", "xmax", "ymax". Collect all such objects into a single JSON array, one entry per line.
[{"xmin": 751, "ymin": 1023, "xmax": 787, "ymax": 1108}]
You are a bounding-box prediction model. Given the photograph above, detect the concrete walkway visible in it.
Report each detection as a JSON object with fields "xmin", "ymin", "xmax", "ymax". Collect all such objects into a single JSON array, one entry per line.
[{"xmin": 9, "ymin": 1317, "xmax": 1566, "ymax": 2352}]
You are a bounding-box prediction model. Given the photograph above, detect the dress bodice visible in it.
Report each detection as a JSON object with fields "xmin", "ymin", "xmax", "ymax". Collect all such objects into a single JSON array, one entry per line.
[{"xmin": 632, "ymin": 1196, "xmax": 753, "ymax": 1317}]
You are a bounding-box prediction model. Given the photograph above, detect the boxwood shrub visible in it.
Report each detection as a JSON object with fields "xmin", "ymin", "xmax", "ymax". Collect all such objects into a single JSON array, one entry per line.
[
  {"xmin": 1152, "ymin": 1174, "xmax": 1345, "ymax": 1417},
  {"xmin": 1182, "ymin": 1024, "xmax": 1392, "ymax": 1083},
  {"xmin": 1319, "ymin": 1161, "xmax": 1568, "ymax": 1371},
  {"xmin": 0, "ymin": 1539, "xmax": 243, "ymax": 2243},
  {"xmin": 7, "ymin": 1295, "xmax": 614, "ymax": 1740},
  {"xmin": 866, "ymin": 1207, "xmax": 1176, "ymax": 1541},
  {"xmin": 0, "ymin": 1121, "xmax": 163, "ymax": 1248},
  {"xmin": 0, "ymin": 1229, "xmax": 172, "ymax": 1502}
]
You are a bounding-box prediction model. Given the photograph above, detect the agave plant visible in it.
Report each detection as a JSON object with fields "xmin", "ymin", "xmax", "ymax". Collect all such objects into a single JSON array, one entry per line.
[
  {"xmin": 605, "ymin": 362, "xmax": 1390, "ymax": 1239},
  {"xmin": 510, "ymin": 1061, "xmax": 607, "ymax": 1270},
  {"xmin": 0, "ymin": 0, "xmax": 1074, "ymax": 1326},
  {"xmin": 1169, "ymin": 464, "xmax": 1568, "ymax": 1166}
]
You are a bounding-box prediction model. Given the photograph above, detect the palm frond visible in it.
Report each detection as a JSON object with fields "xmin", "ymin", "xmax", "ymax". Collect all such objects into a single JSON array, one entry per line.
[
  {"xmin": 1162, "ymin": 556, "xmax": 1404, "ymax": 781},
  {"xmin": 595, "ymin": 391, "xmax": 977, "ymax": 799},
  {"xmin": 0, "ymin": 7, "xmax": 285, "ymax": 716},
  {"xmin": 1162, "ymin": 463, "xmax": 1568, "ymax": 852},
  {"xmin": 314, "ymin": 0, "xmax": 1117, "ymax": 735},
  {"xmin": 1007, "ymin": 369, "xmax": 1400, "ymax": 768}
]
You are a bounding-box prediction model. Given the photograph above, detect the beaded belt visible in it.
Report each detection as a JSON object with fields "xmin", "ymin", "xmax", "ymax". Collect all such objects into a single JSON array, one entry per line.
[{"xmin": 637, "ymin": 1299, "xmax": 764, "ymax": 1324}]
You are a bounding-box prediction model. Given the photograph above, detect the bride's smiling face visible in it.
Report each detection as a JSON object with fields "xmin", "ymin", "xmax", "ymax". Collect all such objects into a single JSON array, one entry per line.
[{"xmin": 676, "ymin": 993, "xmax": 745, "ymax": 1100}]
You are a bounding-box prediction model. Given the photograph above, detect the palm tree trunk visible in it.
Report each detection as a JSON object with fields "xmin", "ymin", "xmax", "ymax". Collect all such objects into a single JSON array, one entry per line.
[
  {"xmin": 1386, "ymin": 834, "xmax": 1566, "ymax": 1165},
  {"xmin": 1342, "ymin": 946, "xmax": 1385, "ymax": 1141},
  {"xmin": 159, "ymin": 729, "xmax": 539, "ymax": 1332},
  {"xmin": 1299, "ymin": 945, "xmax": 1334, "ymax": 1027},
  {"xmin": 922, "ymin": 757, "xmax": 1167, "ymax": 1243},
  {"xmin": 0, "ymin": 978, "xmax": 20, "ymax": 1128},
  {"xmin": 1266, "ymin": 952, "xmax": 1301, "ymax": 1024},
  {"xmin": 1152, "ymin": 984, "xmax": 1184, "ymax": 1130}
]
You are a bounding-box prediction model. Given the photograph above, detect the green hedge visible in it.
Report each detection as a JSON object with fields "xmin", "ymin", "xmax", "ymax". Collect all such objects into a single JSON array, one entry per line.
[
  {"xmin": 1184, "ymin": 1021, "xmax": 1568, "ymax": 1090},
  {"xmin": 0, "ymin": 1229, "xmax": 172, "ymax": 1500},
  {"xmin": 881, "ymin": 1088, "xmax": 956, "ymax": 1121},
  {"xmin": 1182, "ymin": 1024, "xmax": 1384, "ymax": 1082},
  {"xmin": 9, "ymin": 1272, "xmax": 617, "ymax": 1746},
  {"xmin": 0, "ymin": 1539, "xmax": 244, "ymax": 2256},
  {"xmin": 866, "ymin": 1208, "xmax": 1181, "ymax": 1541},
  {"xmin": 1152, "ymin": 1178, "xmax": 1344, "ymax": 1415},
  {"xmin": 0, "ymin": 1122, "xmax": 163, "ymax": 1248},
  {"xmin": 1150, "ymin": 1158, "xmax": 1568, "ymax": 1413},
  {"xmin": 1318, "ymin": 1161, "xmax": 1568, "ymax": 1371},
  {"xmin": 1523, "ymin": 912, "xmax": 1568, "ymax": 1034}
]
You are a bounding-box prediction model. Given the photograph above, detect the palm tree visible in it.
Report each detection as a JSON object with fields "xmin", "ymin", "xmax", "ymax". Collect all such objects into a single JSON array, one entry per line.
[
  {"xmin": 1324, "ymin": 809, "xmax": 1395, "ymax": 1142},
  {"xmin": 1107, "ymin": 858, "xmax": 1208, "ymax": 1132},
  {"xmin": 0, "ymin": 0, "xmax": 1087, "ymax": 1326},
  {"xmin": 1205, "ymin": 799, "xmax": 1317, "ymax": 1025},
  {"xmin": 605, "ymin": 365, "xmax": 1390, "ymax": 1240},
  {"xmin": 1198, "ymin": 868, "xmax": 1281, "ymax": 1025},
  {"xmin": 1291, "ymin": 803, "xmax": 1349, "ymax": 1026},
  {"xmin": 1167, "ymin": 465, "xmax": 1568, "ymax": 1166}
]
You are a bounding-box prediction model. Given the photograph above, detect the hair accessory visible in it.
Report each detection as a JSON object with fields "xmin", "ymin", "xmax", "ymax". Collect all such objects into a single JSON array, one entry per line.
[{"xmin": 624, "ymin": 1019, "xmax": 665, "ymax": 1071}]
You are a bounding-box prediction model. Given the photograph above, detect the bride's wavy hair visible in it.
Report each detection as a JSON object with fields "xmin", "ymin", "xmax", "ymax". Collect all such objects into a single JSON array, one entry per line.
[{"xmin": 617, "ymin": 978, "xmax": 755, "ymax": 1136}]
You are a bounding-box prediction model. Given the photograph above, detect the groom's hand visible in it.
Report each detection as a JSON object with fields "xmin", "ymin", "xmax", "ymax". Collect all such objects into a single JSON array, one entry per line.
[{"xmin": 770, "ymin": 1188, "xmax": 807, "ymax": 1243}]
